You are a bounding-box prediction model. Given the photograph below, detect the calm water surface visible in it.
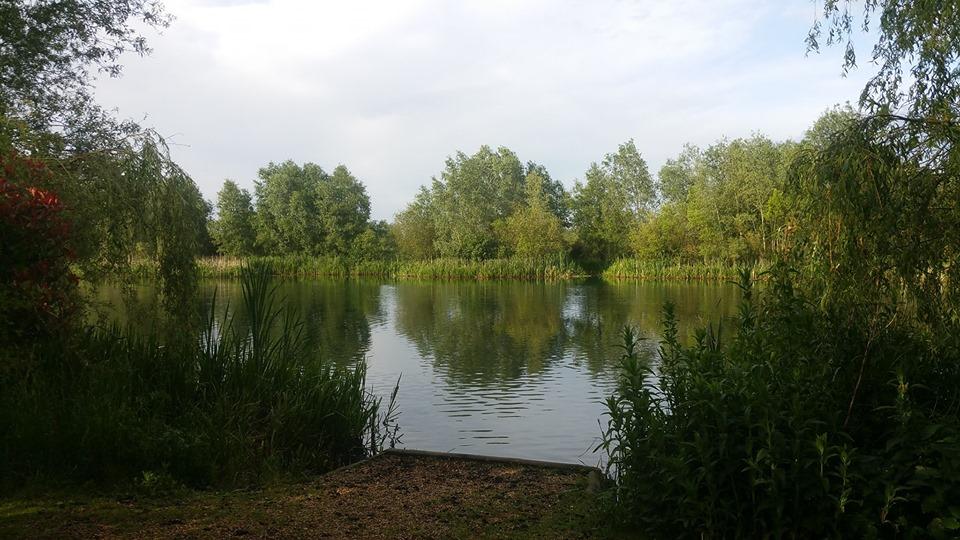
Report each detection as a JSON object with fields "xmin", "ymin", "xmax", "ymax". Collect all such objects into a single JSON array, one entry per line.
[{"xmin": 98, "ymin": 279, "xmax": 740, "ymax": 465}]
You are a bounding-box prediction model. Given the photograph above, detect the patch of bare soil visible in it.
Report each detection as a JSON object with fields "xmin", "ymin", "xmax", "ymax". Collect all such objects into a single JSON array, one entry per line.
[{"xmin": 4, "ymin": 452, "xmax": 606, "ymax": 539}]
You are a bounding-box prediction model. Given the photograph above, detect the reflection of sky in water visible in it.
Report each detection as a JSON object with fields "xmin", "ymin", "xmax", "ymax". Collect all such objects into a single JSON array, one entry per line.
[{"xmin": 97, "ymin": 279, "xmax": 740, "ymax": 466}]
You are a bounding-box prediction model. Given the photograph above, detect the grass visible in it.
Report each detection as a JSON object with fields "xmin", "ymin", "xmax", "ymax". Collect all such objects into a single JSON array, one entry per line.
[
  {"xmin": 602, "ymin": 258, "xmax": 763, "ymax": 281},
  {"xmin": 0, "ymin": 264, "xmax": 393, "ymax": 488},
  {"xmin": 0, "ymin": 452, "xmax": 631, "ymax": 539},
  {"xmin": 191, "ymin": 255, "xmax": 588, "ymax": 280}
]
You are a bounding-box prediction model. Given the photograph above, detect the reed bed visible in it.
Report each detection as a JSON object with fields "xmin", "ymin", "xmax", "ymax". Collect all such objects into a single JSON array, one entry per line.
[
  {"xmin": 602, "ymin": 258, "xmax": 763, "ymax": 281},
  {"xmin": 195, "ymin": 256, "xmax": 586, "ymax": 280}
]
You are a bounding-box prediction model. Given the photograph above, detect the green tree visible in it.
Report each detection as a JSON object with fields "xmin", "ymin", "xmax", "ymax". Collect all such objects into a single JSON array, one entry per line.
[
  {"xmin": 496, "ymin": 172, "xmax": 569, "ymax": 259},
  {"xmin": 604, "ymin": 139, "xmax": 655, "ymax": 216},
  {"xmin": 351, "ymin": 220, "xmax": 396, "ymax": 261},
  {"xmin": 211, "ymin": 180, "xmax": 257, "ymax": 256},
  {"xmin": 317, "ymin": 165, "xmax": 371, "ymax": 256},
  {"xmin": 525, "ymin": 161, "xmax": 572, "ymax": 226},
  {"xmin": 254, "ymin": 161, "xmax": 327, "ymax": 254},
  {"xmin": 431, "ymin": 146, "xmax": 525, "ymax": 259},
  {"xmin": 808, "ymin": 0, "xmax": 960, "ymax": 117},
  {"xmin": 657, "ymin": 144, "xmax": 701, "ymax": 204},
  {"xmin": 393, "ymin": 187, "xmax": 438, "ymax": 260},
  {"xmin": 571, "ymin": 140, "xmax": 652, "ymax": 265},
  {"xmin": 0, "ymin": 1, "xmax": 209, "ymax": 306},
  {"xmin": 0, "ymin": 0, "xmax": 168, "ymax": 136}
]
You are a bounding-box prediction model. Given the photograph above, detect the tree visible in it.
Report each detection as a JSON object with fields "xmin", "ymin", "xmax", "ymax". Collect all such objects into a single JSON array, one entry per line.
[
  {"xmin": 211, "ymin": 180, "xmax": 256, "ymax": 256},
  {"xmin": 254, "ymin": 161, "xmax": 326, "ymax": 254},
  {"xmin": 431, "ymin": 146, "xmax": 525, "ymax": 259},
  {"xmin": 808, "ymin": 0, "xmax": 960, "ymax": 117},
  {"xmin": 603, "ymin": 139, "xmax": 655, "ymax": 217},
  {"xmin": 393, "ymin": 187, "xmax": 438, "ymax": 260},
  {"xmin": 317, "ymin": 165, "xmax": 371, "ymax": 256},
  {"xmin": 800, "ymin": 1, "xmax": 960, "ymax": 324},
  {"xmin": 0, "ymin": 1, "xmax": 209, "ymax": 307},
  {"xmin": 658, "ymin": 144, "xmax": 701, "ymax": 204},
  {"xmin": 525, "ymin": 161, "xmax": 572, "ymax": 226},
  {"xmin": 496, "ymin": 172, "xmax": 568, "ymax": 259},
  {"xmin": 571, "ymin": 140, "xmax": 652, "ymax": 265},
  {"xmin": 351, "ymin": 220, "xmax": 396, "ymax": 261},
  {"xmin": 0, "ymin": 0, "xmax": 169, "ymax": 138}
]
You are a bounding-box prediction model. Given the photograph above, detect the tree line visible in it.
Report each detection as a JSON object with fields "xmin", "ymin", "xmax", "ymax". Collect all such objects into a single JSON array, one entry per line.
[{"xmin": 212, "ymin": 114, "xmax": 850, "ymax": 271}]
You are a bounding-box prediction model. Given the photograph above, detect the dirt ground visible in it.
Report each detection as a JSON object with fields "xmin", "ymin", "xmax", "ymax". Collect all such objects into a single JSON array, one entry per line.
[{"xmin": 0, "ymin": 451, "xmax": 622, "ymax": 539}]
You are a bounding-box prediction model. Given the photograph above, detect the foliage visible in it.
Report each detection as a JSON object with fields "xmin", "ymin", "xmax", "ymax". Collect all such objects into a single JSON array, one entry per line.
[
  {"xmin": 0, "ymin": 151, "xmax": 77, "ymax": 344},
  {"xmin": 431, "ymin": 146, "xmax": 525, "ymax": 259},
  {"xmin": 210, "ymin": 180, "xmax": 257, "ymax": 257},
  {"xmin": 393, "ymin": 187, "xmax": 439, "ymax": 260},
  {"xmin": 320, "ymin": 165, "xmax": 373, "ymax": 255},
  {"xmin": 495, "ymin": 171, "xmax": 569, "ymax": 259},
  {"xmin": 393, "ymin": 146, "xmax": 574, "ymax": 262},
  {"xmin": 0, "ymin": 0, "xmax": 168, "ymax": 136},
  {"xmin": 807, "ymin": 0, "xmax": 960, "ymax": 116},
  {"xmin": 351, "ymin": 220, "xmax": 397, "ymax": 262},
  {"xmin": 0, "ymin": 266, "xmax": 393, "ymax": 486},
  {"xmin": 571, "ymin": 140, "xmax": 652, "ymax": 266},
  {"xmin": 0, "ymin": 0, "xmax": 210, "ymax": 306},
  {"xmin": 252, "ymin": 161, "xmax": 373, "ymax": 258},
  {"xmin": 601, "ymin": 271, "xmax": 960, "ymax": 538},
  {"xmin": 790, "ymin": 113, "xmax": 960, "ymax": 329},
  {"xmin": 635, "ymin": 135, "xmax": 796, "ymax": 264}
]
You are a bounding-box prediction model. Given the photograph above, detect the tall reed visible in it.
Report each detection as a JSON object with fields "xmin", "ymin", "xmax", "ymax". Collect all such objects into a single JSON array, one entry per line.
[
  {"xmin": 194, "ymin": 255, "xmax": 586, "ymax": 280},
  {"xmin": 602, "ymin": 258, "xmax": 760, "ymax": 281},
  {"xmin": 0, "ymin": 265, "xmax": 396, "ymax": 486}
]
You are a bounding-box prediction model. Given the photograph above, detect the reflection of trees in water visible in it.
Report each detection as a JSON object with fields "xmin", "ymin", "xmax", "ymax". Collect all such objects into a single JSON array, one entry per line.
[
  {"xmin": 393, "ymin": 281, "xmax": 569, "ymax": 383},
  {"xmin": 98, "ymin": 279, "xmax": 739, "ymax": 385},
  {"xmin": 95, "ymin": 279, "xmax": 384, "ymax": 367},
  {"xmin": 272, "ymin": 280, "xmax": 383, "ymax": 365},
  {"xmin": 566, "ymin": 280, "xmax": 741, "ymax": 371},
  {"xmin": 393, "ymin": 279, "xmax": 742, "ymax": 384}
]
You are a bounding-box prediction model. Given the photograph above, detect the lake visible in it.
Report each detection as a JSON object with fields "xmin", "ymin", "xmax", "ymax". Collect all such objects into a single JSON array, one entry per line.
[{"xmin": 96, "ymin": 279, "xmax": 740, "ymax": 466}]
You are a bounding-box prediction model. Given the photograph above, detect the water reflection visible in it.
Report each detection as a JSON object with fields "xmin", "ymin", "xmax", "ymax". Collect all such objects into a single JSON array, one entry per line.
[{"xmin": 96, "ymin": 278, "xmax": 739, "ymax": 463}]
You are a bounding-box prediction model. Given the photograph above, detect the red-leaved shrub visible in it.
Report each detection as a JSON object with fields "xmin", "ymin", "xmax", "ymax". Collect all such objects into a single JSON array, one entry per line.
[{"xmin": 1, "ymin": 151, "xmax": 78, "ymax": 343}]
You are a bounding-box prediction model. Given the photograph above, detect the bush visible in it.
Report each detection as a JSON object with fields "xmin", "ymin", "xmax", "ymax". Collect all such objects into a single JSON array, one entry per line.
[
  {"xmin": 600, "ymin": 269, "xmax": 960, "ymax": 538},
  {"xmin": 0, "ymin": 152, "xmax": 78, "ymax": 344}
]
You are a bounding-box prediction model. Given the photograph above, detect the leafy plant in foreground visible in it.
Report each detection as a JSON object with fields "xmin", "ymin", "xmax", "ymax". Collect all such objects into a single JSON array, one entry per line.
[{"xmin": 600, "ymin": 269, "xmax": 960, "ymax": 538}]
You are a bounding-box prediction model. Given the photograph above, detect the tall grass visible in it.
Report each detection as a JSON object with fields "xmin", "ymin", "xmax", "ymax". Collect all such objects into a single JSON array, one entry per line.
[
  {"xmin": 194, "ymin": 255, "xmax": 586, "ymax": 280},
  {"xmin": 599, "ymin": 269, "xmax": 960, "ymax": 537},
  {"xmin": 394, "ymin": 257, "xmax": 585, "ymax": 280},
  {"xmin": 0, "ymin": 265, "xmax": 396, "ymax": 487},
  {"xmin": 602, "ymin": 258, "xmax": 761, "ymax": 281}
]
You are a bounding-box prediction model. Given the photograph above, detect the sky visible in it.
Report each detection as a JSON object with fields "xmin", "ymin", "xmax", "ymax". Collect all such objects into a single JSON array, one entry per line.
[{"xmin": 95, "ymin": 0, "xmax": 875, "ymax": 221}]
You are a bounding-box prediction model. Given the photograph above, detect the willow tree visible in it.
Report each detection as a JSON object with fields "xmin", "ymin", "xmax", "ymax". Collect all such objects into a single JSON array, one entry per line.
[
  {"xmin": 1, "ymin": 1, "xmax": 210, "ymax": 305},
  {"xmin": 799, "ymin": 0, "xmax": 960, "ymax": 326}
]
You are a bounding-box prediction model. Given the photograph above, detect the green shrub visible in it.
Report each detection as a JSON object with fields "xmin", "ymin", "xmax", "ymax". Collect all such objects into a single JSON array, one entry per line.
[{"xmin": 600, "ymin": 269, "xmax": 960, "ymax": 538}]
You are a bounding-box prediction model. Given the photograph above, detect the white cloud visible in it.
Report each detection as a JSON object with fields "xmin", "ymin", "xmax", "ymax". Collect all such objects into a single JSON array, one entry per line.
[{"xmin": 95, "ymin": 0, "xmax": 874, "ymax": 220}]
